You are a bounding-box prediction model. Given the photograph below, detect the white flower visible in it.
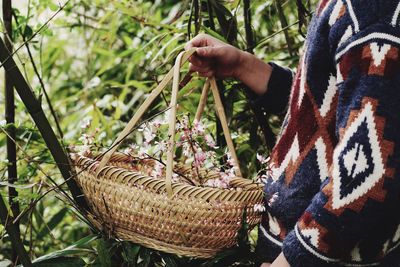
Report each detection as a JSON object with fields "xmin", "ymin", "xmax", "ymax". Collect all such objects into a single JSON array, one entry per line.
[
  {"xmin": 77, "ymin": 145, "xmax": 91, "ymax": 156},
  {"xmin": 80, "ymin": 119, "xmax": 91, "ymax": 129},
  {"xmin": 86, "ymin": 76, "xmax": 101, "ymax": 88},
  {"xmin": 154, "ymin": 140, "xmax": 167, "ymax": 152},
  {"xmin": 257, "ymin": 174, "xmax": 269, "ymax": 184},
  {"xmin": 0, "ymin": 120, "xmax": 7, "ymax": 127},
  {"xmin": 182, "ymin": 142, "xmax": 191, "ymax": 157},
  {"xmin": 143, "ymin": 126, "xmax": 156, "ymax": 143}
]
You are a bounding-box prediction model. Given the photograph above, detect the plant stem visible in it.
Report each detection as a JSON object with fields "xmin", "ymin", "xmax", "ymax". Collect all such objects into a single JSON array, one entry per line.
[
  {"xmin": 243, "ymin": 0, "xmax": 254, "ymax": 53},
  {"xmin": 0, "ymin": 195, "xmax": 32, "ymax": 267},
  {"xmin": 275, "ymin": 0, "xmax": 295, "ymax": 57},
  {"xmin": 0, "ymin": 0, "xmax": 70, "ymax": 69},
  {"xmin": 3, "ymin": 0, "xmax": 20, "ymax": 264},
  {"xmin": 206, "ymin": 0, "xmax": 215, "ymax": 31},
  {"xmin": 12, "ymin": 12, "xmax": 65, "ymax": 140}
]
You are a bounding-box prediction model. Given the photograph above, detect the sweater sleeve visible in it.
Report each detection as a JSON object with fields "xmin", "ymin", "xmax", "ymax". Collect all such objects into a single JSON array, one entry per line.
[
  {"xmin": 282, "ymin": 32, "xmax": 400, "ymax": 266},
  {"xmin": 249, "ymin": 62, "xmax": 293, "ymax": 115}
]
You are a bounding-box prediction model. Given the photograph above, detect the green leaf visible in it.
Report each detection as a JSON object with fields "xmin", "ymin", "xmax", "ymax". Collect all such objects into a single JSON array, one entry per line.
[
  {"xmin": 137, "ymin": 248, "xmax": 151, "ymax": 267},
  {"xmin": 48, "ymin": 3, "xmax": 59, "ymax": 12},
  {"xmin": 32, "ymin": 235, "xmax": 98, "ymax": 263},
  {"xmin": 121, "ymin": 242, "xmax": 140, "ymax": 264},
  {"xmin": 23, "ymin": 25, "xmax": 33, "ymax": 39},
  {"xmin": 97, "ymin": 239, "xmax": 112, "ymax": 267},
  {"xmin": 36, "ymin": 207, "xmax": 69, "ymax": 239}
]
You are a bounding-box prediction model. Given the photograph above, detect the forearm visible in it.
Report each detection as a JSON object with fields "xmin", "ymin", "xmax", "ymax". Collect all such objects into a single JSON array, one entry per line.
[{"xmin": 234, "ymin": 51, "xmax": 273, "ymax": 95}]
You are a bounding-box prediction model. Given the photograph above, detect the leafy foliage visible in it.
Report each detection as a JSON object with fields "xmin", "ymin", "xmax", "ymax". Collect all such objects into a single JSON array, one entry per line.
[{"xmin": 0, "ymin": 0, "xmax": 317, "ymax": 266}]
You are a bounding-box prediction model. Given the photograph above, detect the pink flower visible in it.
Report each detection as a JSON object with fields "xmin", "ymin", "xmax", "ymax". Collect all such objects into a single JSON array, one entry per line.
[
  {"xmin": 151, "ymin": 118, "xmax": 163, "ymax": 128},
  {"xmin": 150, "ymin": 161, "xmax": 164, "ymax": 178},
  {"xmin": 194, "ymin": 151, "xmax": 206, "ymax": 167},
  {"xmin": 79, "ymin": 134, "xmax": 94, "ymax": 145},
  {"xmin": 205, "ymin": 134, "xmax": 217, "ymax": 148},
  {"xmin": 143, "ymin": 126, "xmax": 155, "ymax": 144},
  {"xmin": 193, "ymin": 120, "xmax": 205, "ymax": 135}
]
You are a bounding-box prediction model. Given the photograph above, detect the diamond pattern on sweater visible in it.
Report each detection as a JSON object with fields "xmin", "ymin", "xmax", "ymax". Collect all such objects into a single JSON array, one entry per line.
[{"xmin": 323, "ymin": 98, "xmax": 395, "ymax": 214}]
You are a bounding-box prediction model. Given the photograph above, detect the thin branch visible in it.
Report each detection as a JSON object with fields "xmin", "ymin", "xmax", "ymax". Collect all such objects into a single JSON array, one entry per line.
[
  {"xmin": 254, "ymin": 10, "xmax": 314, "ymax": 49},
  {"xmin": 0, "ymin": 0, "xmax": 70, "ymax": 69},
  {"xmin": 12, "ymin": 11, "xmax": 65, "ymax": 141}
]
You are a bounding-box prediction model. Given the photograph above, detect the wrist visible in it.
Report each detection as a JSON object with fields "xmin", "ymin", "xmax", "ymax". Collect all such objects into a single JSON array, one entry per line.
[
  {"xmin": 234, "ymin": 51, "xmax": 273, "ymax": 95},
  {"xmin": 233, "ymin": 50, "xmax": 252, "ymax": 81}
]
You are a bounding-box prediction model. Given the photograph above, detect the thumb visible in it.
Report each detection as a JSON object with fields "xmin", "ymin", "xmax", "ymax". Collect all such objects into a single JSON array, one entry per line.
[{"xmin": 196, "ymin": 46, "xmax": 224, "ymax": 58}]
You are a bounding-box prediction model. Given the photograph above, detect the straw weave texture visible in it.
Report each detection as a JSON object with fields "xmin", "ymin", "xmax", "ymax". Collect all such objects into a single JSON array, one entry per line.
[{"xmin": 73, "ymin": 152, "xmax": 264, "ymax": 258}]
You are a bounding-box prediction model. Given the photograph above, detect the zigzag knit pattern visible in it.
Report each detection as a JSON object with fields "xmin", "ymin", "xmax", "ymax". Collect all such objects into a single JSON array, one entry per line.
[{"xmin": 253, "ymin": 1, "xmax": 400, "ymax": 266}]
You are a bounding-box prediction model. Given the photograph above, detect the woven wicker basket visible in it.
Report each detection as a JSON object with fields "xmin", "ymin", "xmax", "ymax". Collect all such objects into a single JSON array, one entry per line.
[{"xmin": 72, "ymin": 49, "xmax": 264, "ymax": 258}]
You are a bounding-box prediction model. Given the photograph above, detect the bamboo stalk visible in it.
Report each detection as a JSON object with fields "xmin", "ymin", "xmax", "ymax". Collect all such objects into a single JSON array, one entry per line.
[
  {"xmin": 0, "ymin": 37, "xmax": 89, "ymax": 212},
  {"xmin": 243, "ymin": 0, "xmax": 254, "ymax": 53},
  {"xmin": 3, "ymin": 0, "xmax": 20, "ymax": 264},
  {"xmin": 275, "ymin": 0, "xmax": 295, "ymax": 57},
  {"xmin": 0, "ymin": 195, "xmax": 32, "ymax": 267}
]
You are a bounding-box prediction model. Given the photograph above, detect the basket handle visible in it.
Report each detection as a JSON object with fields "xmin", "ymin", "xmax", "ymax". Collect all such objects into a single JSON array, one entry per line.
[
  {"xmin": 165, "ymin": 54, "xmax": 242, "ymax": 196},
  {"xmin": 97, "ymin": 49, "xmax": 242, "ymax": 197},
  {"xmin": 194, "ymin": 78, "xmax": 242, "ymax": 178},
  {"xmin": 97, "ymin": 49, "xmax": 197, "ymax": 173}
]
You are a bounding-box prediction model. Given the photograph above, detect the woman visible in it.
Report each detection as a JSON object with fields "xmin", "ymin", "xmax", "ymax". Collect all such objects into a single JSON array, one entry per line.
[{"xmin": 185, "ymin": 1, "xmax": 400, "ymax": 266}]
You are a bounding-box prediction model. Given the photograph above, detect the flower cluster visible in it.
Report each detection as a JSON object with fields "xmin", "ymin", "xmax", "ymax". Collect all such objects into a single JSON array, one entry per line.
[{"xmin": 121, "ymin": 112, "xmax": 237, "ymax": 188}]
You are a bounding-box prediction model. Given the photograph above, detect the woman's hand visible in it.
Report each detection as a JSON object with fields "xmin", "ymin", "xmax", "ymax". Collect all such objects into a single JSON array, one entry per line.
[
  {"xmin": 184, "ymin": 33, "xmax": 244, "ymax": 78},
  {"xmin": 270, "ymin": 253, "xmax": 291, "ymax": 267},
  {"xmin": 185, "ymin": 33, "xmax": 273, "ymax": 95},
  {"xmin": 259, "ymin": 253, "xmax": 290, "ymax": 267}
]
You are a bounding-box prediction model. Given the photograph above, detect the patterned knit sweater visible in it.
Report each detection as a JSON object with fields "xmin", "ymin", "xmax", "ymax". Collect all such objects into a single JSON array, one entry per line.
[{"xmin": 253, "ymin": 0, "xmax": 400, "ymax": 266}]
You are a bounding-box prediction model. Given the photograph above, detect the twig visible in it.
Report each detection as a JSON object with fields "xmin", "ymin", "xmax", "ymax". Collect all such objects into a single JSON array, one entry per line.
[
  {"xmin": 254, "ymin": 10, "xmax": 314, "ymax": 49},
  {"xmin": 0, "ymin": 0, "xmax": 70, "ymax": 69},
  {"xmin": 0, "ymin": 127, "xmax": 77, "ymax": 211},
  {"xmin": 140, "ymin": 153, "xmax": 199, "ymax": 186},
  {"xmin": 12, "ymin": 11, "xmax": 65, "ymax": 140}
]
